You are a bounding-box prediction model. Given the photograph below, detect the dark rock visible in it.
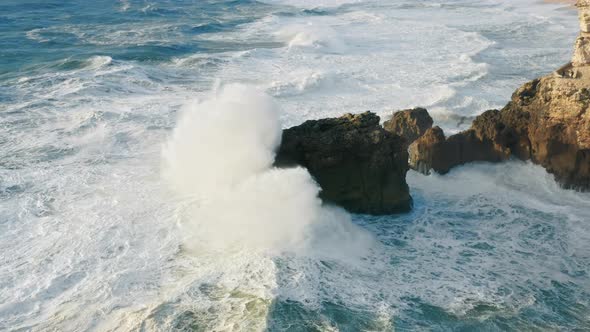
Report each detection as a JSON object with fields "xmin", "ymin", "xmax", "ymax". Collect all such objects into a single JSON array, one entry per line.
[
  {"xmin": 408, "ymin": 126, "xmax": 446, "ymax": 174},
  {"xmin": 408, "ymin": 124, "xmax": 509, "ymax": 175},
  {"xmin": 383, "ymin": 107, "xmax": 433, "ymax": 147},
  {"xmin": 275, "ymin": 111, "xmax": 412, "ymax": 215}
]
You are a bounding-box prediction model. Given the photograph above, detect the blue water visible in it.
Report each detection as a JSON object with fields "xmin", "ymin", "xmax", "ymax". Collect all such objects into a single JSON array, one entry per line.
[{"xmin": 1, "ymin": 0, "xmax": 589, "ymax": 331}]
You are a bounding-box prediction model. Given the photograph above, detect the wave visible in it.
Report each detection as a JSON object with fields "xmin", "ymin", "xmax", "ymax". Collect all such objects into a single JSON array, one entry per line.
[
  {"xmin": 275, "ymin": 23, "xmax": 347, "ymax": 53},
  {"xmin": 162, "ymin": 84, "xmax": 374, "ymax": 257},
  {"xmin": 53, "ymin": 55, "xmax": 113, "ymax": 72},
  {"xmin": 150, "ymin": 83, "xmax": 382, "ymax": 330},
  {"xmin": 198, "ymin": 8, "xmax": 496, "ymax": 128},
  {"xmin": 267, "ymin": 70, "xmax": 332, "ymax": 97}
]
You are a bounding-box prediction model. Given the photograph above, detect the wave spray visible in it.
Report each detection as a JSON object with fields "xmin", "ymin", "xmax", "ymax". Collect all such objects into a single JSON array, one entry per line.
[{"xmin": 163, "ymin": 84, "xmax": 374, "ymax": 258}]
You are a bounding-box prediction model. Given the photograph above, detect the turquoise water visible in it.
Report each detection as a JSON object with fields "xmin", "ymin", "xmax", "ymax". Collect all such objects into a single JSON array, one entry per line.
[{"xmin": 1, "ymin": 0, "xmax": 589, "ymax": 331}]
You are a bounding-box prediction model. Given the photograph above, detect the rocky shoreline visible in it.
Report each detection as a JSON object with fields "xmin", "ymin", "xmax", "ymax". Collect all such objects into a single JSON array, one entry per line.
[
  {"xmin": 275, "ymin": 1, "xmax": 589, "ymax": 215},
  {"xmin": 408, "ymin": 73, "xmax": 590, "ymax": 190}
]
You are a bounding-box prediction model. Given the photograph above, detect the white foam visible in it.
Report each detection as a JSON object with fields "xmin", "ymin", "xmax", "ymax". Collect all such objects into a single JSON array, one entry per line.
[
  {"xmin": 163, "ymin": 84, "xmax": 375, "ymax": 257},
  {"xmin": 192, "ymin": 8, "xmax": 494, "ymax": 128},
  {"xmin": 268, "ymin": 69, "xmax": 331, "ymax": 97},
  {"xmin": 163, "ymin": 84, "xmax": 281, "ymax": 198},
  {"xmin": 119, "ymin": 0, "xmax": 130, "ymax": 12},
  {"xmin": 85, "ymin": 55, "xmax": 113, "ymax": 70},
  {"xmin": 275, "ymin": 23, "xmax": 347, "ymax": 53},
  {"xmin": 259, "ymin": 0, "xmax": 363, "ymax": 9}
]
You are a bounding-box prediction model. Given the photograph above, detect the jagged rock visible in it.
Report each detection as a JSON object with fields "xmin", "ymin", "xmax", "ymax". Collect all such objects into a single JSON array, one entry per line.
[
  {"xmin": 579, "ymin": 0, "xmax": 590, "ymax": 33},
  {"xmin": 573, "ymin": 36, "xmax": 590, "ymax": 67},
  {"xmin": 573, "ymin": 0, "xmax": 590, "ymax": 66},
  {"xmin": 408, "ymin": 126, "xmax": 446, "ymax": 174},
  {"xmin": 408, "ymin": 123, "xmax": 510, "ymax": 175},
  {"xmin": 383, "ymin": 107, "xmax": 433, "ymax": 147},
  {"xmin": 275, "ymin": 112, "xmax": 412, "ymax": 215},
  {"xmin": 501, "ymin": 71, "xmax": 590, "ymax": 189},
  {"xmin": 409, "ymin": 72, "xmax": 590, "ymax": 190},
  {"xmin": 408, "ymin": 3, "xmax": 590, "ymax": 190}
]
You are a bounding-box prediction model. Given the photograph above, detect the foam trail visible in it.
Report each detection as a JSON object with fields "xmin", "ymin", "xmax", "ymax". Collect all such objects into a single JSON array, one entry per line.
[
  {"xmin": 275, "ymin": 23, "xmax": 347, "ymax": 53},
  {"xmin": 163, "ymin": 84, "xmax": 374, "ymax": 257}
]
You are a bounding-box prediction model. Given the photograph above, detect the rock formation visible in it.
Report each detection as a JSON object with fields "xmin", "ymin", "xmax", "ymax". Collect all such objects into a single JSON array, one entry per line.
[
  {"xmin": 383, "ymin": 107, "xmax": 433, "ymax": 147},
  {"xmin": 409, "ymin": 78, "xmax": 590, "ymax": 190},
  {"xmin": 274, "ymin": 2, "xmax": 589, "ymax": 210},
  {"xmin": 407, "ymin": 126, "xmax": 446, "ymax": 175},
  {"xmin": 408, "ymin": 120, "xmax": 511, "ymax": 175},
  {"xmin": 408, "ymin": 3, "xmax": 590, "ymax": 190},
  {"xmin": 275, "ymin": 112, "xmax": 412, "ymax": 215},
  {"xmin": 409, "ymin": 76, "xmax": 590, "ymax": 189},
  {"xmin": 502, "ymin": 74, "xmax": 590, "ymax": 189},
  {"xmin": 574, "ymin": 0, "xmax": 590, "ymax": 67}
]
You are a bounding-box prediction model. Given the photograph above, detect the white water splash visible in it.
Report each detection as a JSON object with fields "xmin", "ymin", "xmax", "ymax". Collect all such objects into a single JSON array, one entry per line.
[{"xmin": 162, "ymin": 84, "xmax": 374, "ymax": 257}]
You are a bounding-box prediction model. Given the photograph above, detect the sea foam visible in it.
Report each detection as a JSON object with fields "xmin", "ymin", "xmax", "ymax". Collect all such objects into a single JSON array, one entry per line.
[{"xmin": 162, "ymin": 84, "xmax": 374, "ymax": 257}]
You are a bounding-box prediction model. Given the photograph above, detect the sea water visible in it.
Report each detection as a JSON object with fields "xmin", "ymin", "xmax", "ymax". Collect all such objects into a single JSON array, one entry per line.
[{"xmin": 1, "ymin": 0, "xmax": 589, "ymax": 331}]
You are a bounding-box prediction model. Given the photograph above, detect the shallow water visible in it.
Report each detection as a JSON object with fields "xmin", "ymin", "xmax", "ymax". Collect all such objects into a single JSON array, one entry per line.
[{"xmin": 1, "ymin": 0, "xmax": 589, "ymax": 331}]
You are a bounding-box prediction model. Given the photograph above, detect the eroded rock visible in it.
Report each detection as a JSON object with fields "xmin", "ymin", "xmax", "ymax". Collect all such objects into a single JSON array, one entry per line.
[
  {"xmin": 383, "ymin": 107, "xmax": 433, "ymax": 147},
  {"xmin": 408, "ymin": 3, "xmax": 590, "ymax": 190},
  {"xmin": 409, "ymin": 73, "xmax": 590, "ymax": 190},
  {"xmin": 408, "ymin": 121, "xmax": 510, "ymax": 175},
  {"xmin": 275, "ymin": 112, "xmax": 412, "ymax": 215},
  {"xmin": 502, "ymin": 70, "xmax": 590, "ymax": 189},
  {"xmin": 575, "ymin": 0, "xmax": 590, "ymax": 66}
]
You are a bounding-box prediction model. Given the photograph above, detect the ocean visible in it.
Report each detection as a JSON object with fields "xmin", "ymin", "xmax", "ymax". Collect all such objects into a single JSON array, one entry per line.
[{"xmin": 1, "ymin": 0, "xmax": 589, "ymax": 331}]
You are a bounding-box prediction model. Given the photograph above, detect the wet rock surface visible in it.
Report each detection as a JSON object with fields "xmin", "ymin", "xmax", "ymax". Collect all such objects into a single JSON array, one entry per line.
[{"xmin": 275, "ymin": 112, "xmax": 412, "ymax": 215}]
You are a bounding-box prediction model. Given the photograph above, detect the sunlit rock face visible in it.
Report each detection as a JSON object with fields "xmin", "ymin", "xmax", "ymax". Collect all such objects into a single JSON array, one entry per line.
[
  {"xmin": 574, "ymin": 0, "xmax": 590, "ymax": 66},
  {"xmin": 408, "ymin": 4, "xmax": 590, "ymax": 191},
  {"xmin": 578, "ymin": 0, "xmax": 590, "ymax": 32},
  {"xmin": 383, "ymin": 108, "xmax": 433, "ymax": 148}
]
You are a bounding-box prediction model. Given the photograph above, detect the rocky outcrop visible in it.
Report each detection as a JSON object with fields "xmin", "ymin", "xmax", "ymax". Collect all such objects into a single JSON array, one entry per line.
[
  {"xmin": 275, "ymin": 112, "xmax": 412, "ymax": 215},
  {"xmin": 408, "ymin": 2, "xmax": 590, "ymax": 190},
  {"xmin": 408, "ymin": 123, "xmax": 508, "ymax": 175},
  {"xmin": 409, "ymin": 73, "xmax": 590, "ymax": 189},
  {"xmin": 275, "ymin": 1, "xmax": 589, "ymax": 202},
  {"xmin": 574, "ymin": 0, "xmax": 590, "ymax": 66},
  {"xmin": 407, "ymin": 126, "xmax": 446, "ymax": 174},
  {"xmin": 383, "ymin": 107, "xmax": 433, "ymax": 147},
  {"xmin": 501, "ymin": 72, "xmax": 590, "ymax": 189}
]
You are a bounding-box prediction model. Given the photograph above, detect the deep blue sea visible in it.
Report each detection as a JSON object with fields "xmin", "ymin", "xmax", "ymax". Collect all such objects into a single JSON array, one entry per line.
[{"xmin": 1, "ymin": 0, "xmax": 590, "ymax": 331}]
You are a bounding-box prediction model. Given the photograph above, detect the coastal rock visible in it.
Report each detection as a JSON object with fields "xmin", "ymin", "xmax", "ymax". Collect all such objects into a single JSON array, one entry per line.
[
  {"xmin": 501, "ymin": 71, "xmax": 590, "ymax": 189},
  {"xmin": 409, "ymin": 4, "xmax": 590, "ymax": 190},
  {"xmin": 573, "ymin": 36, "xmax": 590, "ymax": 67},
  {"xmin": 408, "ymin": 126, "xmax": 446, "ymax": 174},
  {"xmin": 408, "ymin": 122, "xmax": 510, "ymax": 175},
  {"xmin": 575, "ymin": 0, "xmax": 590, "ymax": 66},
  {"xmin": 275, "ymin": 112, "xmax": 412, "ymax": 215},
  {"xmin": 383, "ymin": 107, "xmax": 433, "ymax": 147},
  {"xmin": 409, "ymin": 73, "xmax": 590, "ymax": 190},
  {"xmin": 578, "ymin": 0, "xmax": 590, "ymax": 33}
]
